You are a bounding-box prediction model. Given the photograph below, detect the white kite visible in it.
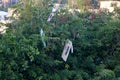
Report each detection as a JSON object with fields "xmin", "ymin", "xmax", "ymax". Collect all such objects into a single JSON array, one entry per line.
[{"xmin": 61, "ymin": 40, "xmax": 73, "ymax": 62}]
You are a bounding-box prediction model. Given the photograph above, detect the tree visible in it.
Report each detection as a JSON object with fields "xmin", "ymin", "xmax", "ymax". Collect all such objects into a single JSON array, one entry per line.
[{"xmin": 0, "ymin": 1, "xmax": 120, "ymax": 80}]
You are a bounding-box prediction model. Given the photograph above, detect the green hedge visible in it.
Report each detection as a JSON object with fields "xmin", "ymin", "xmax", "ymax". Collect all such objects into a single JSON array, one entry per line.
[{"xmin": 0, "ymin": 3, "xmax": 120, "ymax": 80}]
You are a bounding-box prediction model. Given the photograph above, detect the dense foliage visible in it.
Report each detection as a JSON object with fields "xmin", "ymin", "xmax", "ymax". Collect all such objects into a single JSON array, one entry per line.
[{"xmin": 0, "ymin": 1, "xmax": 120, "ymax": 80}]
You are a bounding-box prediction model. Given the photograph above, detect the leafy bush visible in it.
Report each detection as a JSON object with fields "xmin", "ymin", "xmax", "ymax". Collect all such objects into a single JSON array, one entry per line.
[
  {"xmin": 114, "ymin": 65, "xmax": 120, "ymax": 77},
  {"xmin": 96, "ymin": 69, "xmax": 115, "ymax": 80},
  {"xmin": 0, "ymin": 1, "xmax": 120, "ymax": 80}
]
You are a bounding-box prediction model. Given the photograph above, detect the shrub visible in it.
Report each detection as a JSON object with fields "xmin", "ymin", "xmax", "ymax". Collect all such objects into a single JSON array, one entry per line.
[
  {"xmin": 114, "ymin": 65, "xmax": 120, "ymax": 77},
  {"xmin": 97, "ymin": 69, "xmax": 115, "ymax": 80}
]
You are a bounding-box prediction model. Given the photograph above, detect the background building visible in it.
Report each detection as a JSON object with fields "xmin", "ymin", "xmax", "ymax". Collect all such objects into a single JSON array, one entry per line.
[{"xmin": 1, "ymin": 0, "xmax": 19, "ymax": 10}]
